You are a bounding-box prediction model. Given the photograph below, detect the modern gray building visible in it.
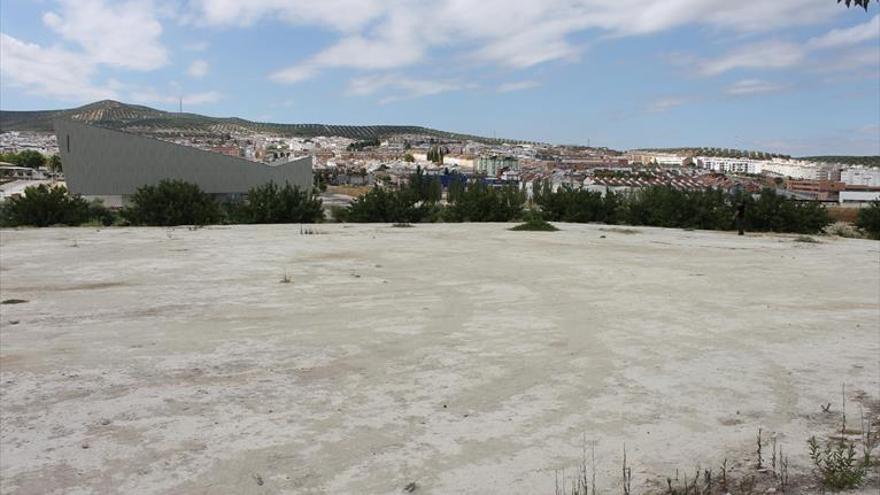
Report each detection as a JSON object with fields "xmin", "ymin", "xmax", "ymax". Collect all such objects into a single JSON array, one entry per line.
[{"xmin": 54, "ymin": 119, "xmax": 312, "ymax": 206}]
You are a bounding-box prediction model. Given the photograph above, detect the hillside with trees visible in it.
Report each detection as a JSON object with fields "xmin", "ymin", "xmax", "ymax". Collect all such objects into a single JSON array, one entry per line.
[
  {"xmin": 799, "ymin": 156, "xmax": 880, "ymax": 167},
  {"xmin": 0, "ymin": 100, "xmax": 509, "ymax": 143}
]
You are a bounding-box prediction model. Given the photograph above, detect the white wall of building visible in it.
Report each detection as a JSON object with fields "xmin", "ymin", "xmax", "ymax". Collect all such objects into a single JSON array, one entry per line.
[
  {"xmin": 839, "ymin": 190, "xmax": 880, "ymax": 203},
  {"xmin": 840, "ymin": 168, "xmax": 880, "ymax": 187},
  {"xmin": 696, "ymin": 157, "xmax": 763, "ymax": 174}
]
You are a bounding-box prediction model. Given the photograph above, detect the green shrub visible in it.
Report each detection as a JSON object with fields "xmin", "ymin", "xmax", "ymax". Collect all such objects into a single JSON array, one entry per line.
[
  {"xmin": 346, "ymin": 187, "xmax": 430, "ymax": 223},
  {"xmin": 535, "ymin": 186, "xmax": 611, "ymax": 223},
  {"xmin": 328, "ymin": 205, "xmax": 349, "ymax": 222},
  {"xmin": 807, "ymin": 436, "xmax": 867, "ymax": 490},
  {"xmin": 510, "ymin": 211, "xmax": 558, "ymax": 231},
  {"xmin": 444, "ymin": 182, "xmax": 524, "ymax": 222},
  {"xmin": 341, "ymin": 166, "xmax": 443, "ymax": 224},
  {"xmin": 533, "ymin": 185, "xmax": 829, "ymax": 234},
  {"xmin": 622, "ymin": 187, "xmax": 732, "ymax": 230},
  {"xmin": 0, "ymin": 150, "xmax": 46, "ymax": 169},
  {"xmin": 122, "ymin": 179, "xmax": 220, "ymax": 226},
  {"xmin": 855, "ymin": 201, "xmax": 880, "ymax": 240},
  {"xmin": 746, "ymin": 189, "xmax": 830, "ymax": 234},
  {"xmin": 0, "ymin": 184, "xmax": 93, "ymax": 227},
  {"xmin": 406, "ymin": 166, "xmax": 442, "ymax": 203},
  {"xmin": 241, "ymin": 181, "xmax": 323, "ymax": 224},
  {"xmin": 87, "ymin": 200, "xmax": 116, "ymax": 226}
]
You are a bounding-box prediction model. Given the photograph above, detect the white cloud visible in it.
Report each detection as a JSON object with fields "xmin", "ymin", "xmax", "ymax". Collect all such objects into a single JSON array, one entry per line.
[
  {"xmin": 1, "ymin": 0, "xmax": 172, "ymax": 103},
  {"xmin": 647, "ymin": 96, "xmax": 689, "ymax": 113},
  {"xmin": 188, "ymin": 60, "xmax": 209, "ymax": 78},
  {"xmin": 270, "ymin": 65, "xmax": 320, "ymax": 84},
  {"xmin": 188, "ymin": 0, "xmax": 383, "ymax": 31},
  {"xmin": 697, "ymin": 41, "xmax": 806, "ymax": 76},
  {"xmin": 347, "ymin": 74, "xmax": 473, "ymax": 103},
  {"xmin": 694, "ymin": 16, "xmax": 879, "ymax": 78},
  {"xmin": 271, "ymin": 34, "xmax": 424, "ymax": 83},
  {"xmin": 248, "ymin": 0, "xmax": 842, "ymax": 84},
  {"xmin": 0, "ymin": 33, "xmax": 118, "ymax": 102},
  {"xmin": 814, "ymin": 48, "xmax": 880, "ymax": 73},
  {"xmin": 129, "ymin": 88, "xmax": 223, "ymax": 106},
  {"xmin": 725, "ymin": 79, "xmax": 788, "ymax": 96},
  {"xmin": 6, "ymin": 0, "xmax": 861, "ymax": 105},
  {"xmin": 497, "ymin": 80, "xmax": 541, "ymax": 93},
  {"xmin": 42, "ymin": 0, "xmax": 168, "ymax": 71},
  {"xmin": 474, "ymin": 21, "xmax": 582, "ymax": 68},
  {"xmin": 808, "ymin": 14, "xmax": 880, "ymax": 49}
]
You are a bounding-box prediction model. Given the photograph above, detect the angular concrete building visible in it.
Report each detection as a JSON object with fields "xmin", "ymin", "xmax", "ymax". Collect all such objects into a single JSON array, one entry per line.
[{"xmin": 54, "ymin": 119, "xmax": 312, "ymax": 205}]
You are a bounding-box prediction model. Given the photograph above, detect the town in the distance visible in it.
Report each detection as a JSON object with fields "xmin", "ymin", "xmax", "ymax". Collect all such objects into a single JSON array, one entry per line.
[{"xmin": 1, "ymin": 100, "xmax": 878, "ymax": 207}]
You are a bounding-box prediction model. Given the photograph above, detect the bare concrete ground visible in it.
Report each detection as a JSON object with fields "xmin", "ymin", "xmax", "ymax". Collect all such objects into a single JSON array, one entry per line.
[{"xmin": 0, "ymin": 224, "xmax": 878, "ymax": 495}]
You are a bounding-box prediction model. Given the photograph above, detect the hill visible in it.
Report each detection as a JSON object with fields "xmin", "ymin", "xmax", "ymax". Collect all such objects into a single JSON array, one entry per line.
[
  {"xmin": 0, "ymin": 100, "xmax": 507, "ymax": 143},
  {"xmin": 799, "ymin": 156, "xmax": 880, "ymax": 167},
  {"xmin": 630, "ymin": 147, "xmax": 792, "ymax": 160}
]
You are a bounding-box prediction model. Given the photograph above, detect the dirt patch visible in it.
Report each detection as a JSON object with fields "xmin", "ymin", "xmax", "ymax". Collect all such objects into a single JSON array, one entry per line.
[
  {"xmin": 599, "ymin": 227, "xmax": 641, "ymax": 235},
  {"xmin": 4, "ymin": 281, "xmax": 126, "ymax": 293},
  {"xmin": 827, "ymin": 207, "xmax": 860, "ymax": 224}
]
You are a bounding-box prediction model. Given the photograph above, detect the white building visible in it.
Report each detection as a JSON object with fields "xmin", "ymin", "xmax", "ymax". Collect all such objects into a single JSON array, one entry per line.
[
  {"xmin": 839, "ymin": 190, "xmax": 880, "ymax": 203},
  {"xmin": 442, "ymin": 155, "xmax": 475, "ymax": 169},
  {"xmin": 655, "ymin": 154, "xmax": 688, "ymax": 167},
  {"xmin": 840, "ymin": 167, "xmax": 880, "ymax": 187},
  {"xmin": 696, "ymin": 157, "xmax": 763, "ymax": 175},
  {"xmin": 759, "ymin": 160, "xmax": 832, "ymax": 180}
]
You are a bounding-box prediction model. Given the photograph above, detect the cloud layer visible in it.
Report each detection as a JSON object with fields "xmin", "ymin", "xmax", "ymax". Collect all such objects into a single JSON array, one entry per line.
[
  {"xmin": 0, "ymin": 0, "xmax": 877, "ymax": 108},
  {"xmin": 249, "ymin": 0, "xmax": 848, "ymax": 84}
]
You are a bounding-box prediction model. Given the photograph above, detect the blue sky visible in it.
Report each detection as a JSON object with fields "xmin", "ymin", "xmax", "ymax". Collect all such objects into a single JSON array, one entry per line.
[{"xmin": 1, "ymin": 0, "xmax": 878, "ymax": 155}]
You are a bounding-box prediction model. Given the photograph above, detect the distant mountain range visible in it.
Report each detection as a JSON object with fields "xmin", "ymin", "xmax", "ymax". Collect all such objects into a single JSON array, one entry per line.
[{"xmin": 0, "ymin": 100, "xmax": 507, "ymax": 143}]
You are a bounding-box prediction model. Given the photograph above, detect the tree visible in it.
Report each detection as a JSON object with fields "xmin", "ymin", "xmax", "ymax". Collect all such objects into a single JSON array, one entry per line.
[
  {"xmin": 48, "ymin": 155, "xmax": 62, "ymax": 173},
  {"xmin": 444, "ymin": 181, "xmax": 525, "ymax": 222},
  {"xmin": 347, "ymin": 138, "xmax": 380, "ymax": 151},
  {"xmin": 741, "ymin": 189, "xmax": 830, "ymax": 234},
  {"xmin": 532, "ymin": 185, "xmax": 829, "ymax": 234},
  {"xmin": 0, "ymin": 184, "xmax": 92, "ymax": 227},
  {"xmin": 11, "ymin": 150, "xmax": 47, "ymax": 169},
  {"xmin": 855, "ymin": 200, "xmax": 880, "ymax": 239},
  {"xmin": 406, "ymin": 165, "xmax": 441, "ymax": 203},
  {"xmin": 345, "ymin": 186, "xmax": 431, "ymax": 223},
  {"xmin": 240, "ymin": 181, "xmax": 323, "ymax": 224},
  {"xmin": 404, "ymin": 152, "xmax": 415, "ymax": 163},
  {"xmin": 535, "ymin": 185, "xmax": 621, "ymax": 224},
  {"xmin": 122, "ymin": 179, "xmax": 221, "ymax": 226},
  {"xmin": 838, "ymin": 0, "xmax": 877, "ymax": 10},
  {"xmin": 426, "ymin": 146, "xmax": 445, "ymax": 164},
  {"xmin": 313, "ymin": 172, "xmax": 328, "ymax": 192}
]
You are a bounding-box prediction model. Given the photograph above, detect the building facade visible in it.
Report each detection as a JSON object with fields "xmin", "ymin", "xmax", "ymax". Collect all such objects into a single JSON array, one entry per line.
[
  {"xmin": 54, "ymin": 120, "xmax": 312, "ymax": 205},
  {"xmin": 476, "ymin": 155, "xmax": 519, "ymax": 177},
  {"xmin": 840, "ymin": 168, "xmax": 880, "ymax": 188},
  {"xmin": 695, "ymin": 157, "xmax": 762, "ymax": 175}
]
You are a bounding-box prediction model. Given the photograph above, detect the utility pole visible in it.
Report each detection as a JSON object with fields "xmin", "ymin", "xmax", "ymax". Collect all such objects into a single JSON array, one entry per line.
[{"xmin": 179, "ymin": 97, "xmax": 183, "ymax": 113}]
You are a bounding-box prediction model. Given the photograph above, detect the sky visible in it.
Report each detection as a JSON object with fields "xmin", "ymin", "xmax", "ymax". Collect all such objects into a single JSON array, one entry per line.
[{"xmin": 1, "ymin": 0, "xmax": 878, "ymax": 156}]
